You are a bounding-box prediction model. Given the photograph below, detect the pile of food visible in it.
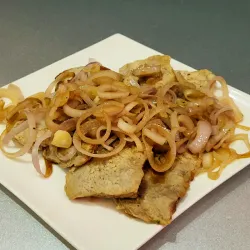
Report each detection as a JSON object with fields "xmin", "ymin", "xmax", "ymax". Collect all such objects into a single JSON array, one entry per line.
[{"xmin": 1, "ymin": 55, "xmax": 249, "ymax": 225}]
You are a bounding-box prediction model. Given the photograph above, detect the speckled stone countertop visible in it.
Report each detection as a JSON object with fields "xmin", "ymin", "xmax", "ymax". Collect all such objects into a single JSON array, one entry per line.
[{"xmin": 0, "ymin": 1, "xmax": 250, "ymax": 249}]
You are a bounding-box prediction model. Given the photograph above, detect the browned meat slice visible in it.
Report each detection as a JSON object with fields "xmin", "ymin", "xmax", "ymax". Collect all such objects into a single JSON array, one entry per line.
[
  {"xmin": 174, "ymin": 69, "xmax": 215, "ymax": 93},
  {"xmin": 43, "ymin": 144, "xmax": 94, "ymax": 168},
  {"xmin": 65, "ymin": 147, "xmax": 146, "ymax": 199},
  {"xmin": 116, "ymin": 152, "xmax": 201, "ymax": 225},
  {"xmin": 119, "ymin": 55, "xmax": 176, "ymax": 86}
]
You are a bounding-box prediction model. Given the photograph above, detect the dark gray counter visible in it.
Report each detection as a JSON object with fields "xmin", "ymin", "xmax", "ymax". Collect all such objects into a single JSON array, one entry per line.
[{"xmin": 0, "ymin": 1, "xmax": 250, "ymax": 249}]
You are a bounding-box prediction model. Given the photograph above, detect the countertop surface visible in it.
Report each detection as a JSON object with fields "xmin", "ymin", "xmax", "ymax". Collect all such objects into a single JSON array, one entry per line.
[{"xmin": 0, "ymin": 1, "xmax": 250, "ymax": 249}]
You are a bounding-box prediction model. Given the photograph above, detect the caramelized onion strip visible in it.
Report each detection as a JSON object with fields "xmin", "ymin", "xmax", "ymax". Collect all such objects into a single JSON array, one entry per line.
[
  {"xmin": 77, "ymin": 112, "xmax": 111, "ymax": 144},
  {"xmin": 73, "ymin": 132, "xmax": 126, "ymax": 158},
  {"xmin": 142, "ymin": 124, "xmax": 176, "ymax": 172},
  {"xmin": 1, "ymin": 111, "xmax": 37, "ymax": 158}
]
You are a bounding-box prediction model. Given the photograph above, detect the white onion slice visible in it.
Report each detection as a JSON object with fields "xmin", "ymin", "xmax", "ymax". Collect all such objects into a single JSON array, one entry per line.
[
  {"xmin": 45, "ymin": 80, "xmax": 58, "ymax": 98},
  {"xmin": 32, "ymin": 131, "xmax": 52, "ymax": 176},
  {"xmin": 80, "ymin": 92, "xmax": 96, "ymax": 107},
  {"xmin": 143, "ymin": 128, "xmax": 166, "ymax": 145},
  {"xmin": 3, "ymin": 120, "xmax": 28, "ymax": 144},
  {"xmin": 63, "ymin": 104, "xmax": 85, "ymax": 118},
  {"xmin": 96, "ymin": 126, "xmax": 114, "ymax": 151},
  {"xmin": 178, "ymin": 115, "xmax": 194, "ymax": 130},
  {"xmin": 127, "ymin": 133, "xmax": 144, "ymax": 151},
  {"xmin": 1, "ymin": 111, "xmax": 37, "ymax": 158},
  {"xmin": 98, "ymin": 90, "xmax": 129, "ymax": 99},
  {"xmin": 73, "ymin": 70, "xmax": 88, "ymax": 83},
  {"xmin": 210, "ymin": 106, "xmax": 232, "ymax": 125},
  {"xmin": 97, "ymin": 84, "xmax": 129, "ymax": 99},
  {"xmin": 124, "ymin": 102, "xmax": 139, "ymax": 113},
  {"xmin": 188, "ymin": 121, "xmax": 212, "ymax": 154},
  {"xmin": 117, "ymin": 118, "xmax": 136, "ymax": 134}
]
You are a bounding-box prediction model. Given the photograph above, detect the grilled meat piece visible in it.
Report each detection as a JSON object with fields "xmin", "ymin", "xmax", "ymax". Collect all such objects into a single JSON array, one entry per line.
[
  {"xmin": 65, "ymin": 147, "xmax": 146, "ymax": 199},
  {"xmin": 43, "ymin": 144, "xmax": 94, "ymax": 169},
  {"xmin": 116, "ymin": 152, "xmax": 201, "ymax": 225}
]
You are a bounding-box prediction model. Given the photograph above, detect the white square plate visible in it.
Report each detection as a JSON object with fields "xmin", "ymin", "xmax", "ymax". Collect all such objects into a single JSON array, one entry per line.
[{"xmin": 1, "ymin": 34, "xmax": 250, "ymax": 250}]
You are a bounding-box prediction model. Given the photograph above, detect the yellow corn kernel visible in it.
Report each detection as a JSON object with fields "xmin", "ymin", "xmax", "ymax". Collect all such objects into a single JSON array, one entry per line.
[{"xmin": 51, "ymin": 130, "xmax": 72, "ymax": 148}]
